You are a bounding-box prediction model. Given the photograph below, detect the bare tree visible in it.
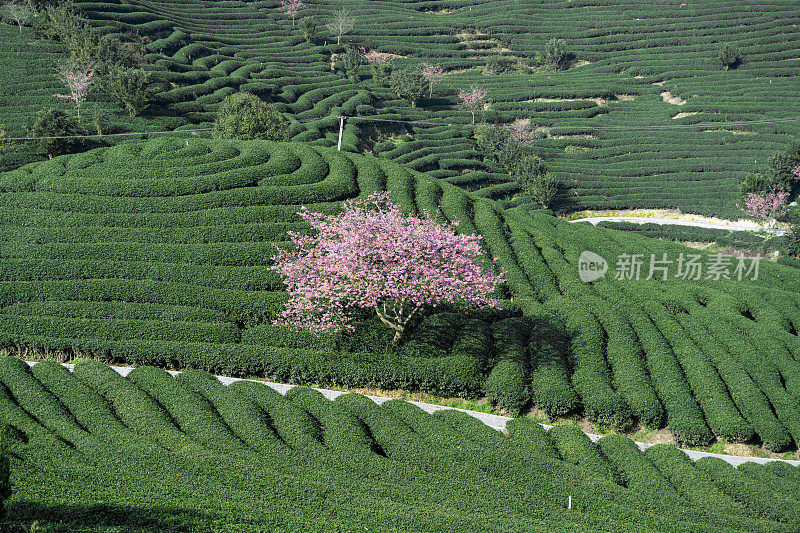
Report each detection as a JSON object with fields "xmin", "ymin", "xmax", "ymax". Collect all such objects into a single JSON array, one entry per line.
[
  {"xmin": 325, "ymin": 8, "xmax": 354, "ymax": 45},
  {"xmin": 4, "ymin": 0, "xmax": 34, "ymax": 33}
]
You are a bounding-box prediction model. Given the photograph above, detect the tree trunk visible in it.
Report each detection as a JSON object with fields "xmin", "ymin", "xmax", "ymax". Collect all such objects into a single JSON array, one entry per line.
[{"xmin": 392, "ymin": 330, "xmax": 403, "ymax": 345}]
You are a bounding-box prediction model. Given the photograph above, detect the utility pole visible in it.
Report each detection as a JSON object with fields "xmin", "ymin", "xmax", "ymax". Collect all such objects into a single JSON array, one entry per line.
[{"xmin": 337, "ymin": 115, "xmax": 345, "ymax": 151}]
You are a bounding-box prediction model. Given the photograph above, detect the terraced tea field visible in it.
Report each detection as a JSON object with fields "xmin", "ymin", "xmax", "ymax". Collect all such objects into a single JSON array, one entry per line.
[
  {"xmin": 2, "ymin": 0, "xmax": 799, "ymax": 216},
  {"xmin": 3, "ymin": 138, "xmax": 800, "ymax": 453},
  {"xmin": 2, "ymin": 357, "xmax": 800, "ymax": 531}
]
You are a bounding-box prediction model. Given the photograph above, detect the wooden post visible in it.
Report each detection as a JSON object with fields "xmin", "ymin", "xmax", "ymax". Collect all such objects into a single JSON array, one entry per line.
[{"xmin": 337, "ymin": 115, "xmax": 345, "ymax": 151}]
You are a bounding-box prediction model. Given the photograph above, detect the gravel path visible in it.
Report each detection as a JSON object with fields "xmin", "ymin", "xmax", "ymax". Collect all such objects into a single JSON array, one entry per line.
[
  {"xmin": 28, "ymin": 361, "xmax": 800, "ymax": 468},
  {"xmin": 571, "ymin": 216, "xmax": 787, "ymax": 236}
]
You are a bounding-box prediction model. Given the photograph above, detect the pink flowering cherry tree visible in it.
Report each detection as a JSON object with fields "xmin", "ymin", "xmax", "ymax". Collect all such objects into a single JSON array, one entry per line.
[
  {"xmin": 420, "ymin": 62, "xmax": 445, "ymax": 98},
  {"xmin": 740, "ymin": 187, "xmax": 790, "ymax": 229},
  {"xmin": 361, "ymin": 48, "xmax": 393, "ymax": 83},
  {"xmin": 53, "ymin": 61, "xmax": 95, "ymax": 119},
  {"xmin": 509, "ymin": 122, "xmax": 539, "ymax": 145},
  {"xmin": 458, "ymin": 85, "xmax": 487, "ymax": 124},
  {"xmin": 280, "ymin": 0, "xmax": 304, "ymax": 25},
  {"xmin": 271, "ymin": 192, "xmax": 505, "ymax": 344}
]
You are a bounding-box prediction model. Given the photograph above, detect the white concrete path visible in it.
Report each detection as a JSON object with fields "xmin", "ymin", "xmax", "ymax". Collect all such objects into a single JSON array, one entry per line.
[
  {"xmin": 571, "ymin": 216, "xmax": 787, "ymax": 236},
  {"xmin": 26, "ymin": 361, "xmax": 800, "ymax": 468}
]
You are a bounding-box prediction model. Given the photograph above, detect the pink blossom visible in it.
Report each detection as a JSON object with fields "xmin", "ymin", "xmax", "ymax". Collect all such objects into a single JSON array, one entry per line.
[
  {"xmin": 361, "ymin": 49, "xmax": 392, "ymax": 65},
  {"xmin": 509, "ymin": 122, "xmax": 538, "ymax": 144},
  {"xmin": 420, "ymin": 62, "xmax": 445, "ymax": 98},
  {"xmin": 54, "ymin": 62, "xmax": 95, "ymax": 119},
  {"xmin": 458, "ymin": 85, "xmax": 487, "ymax": 124},
  {"xmin": 792, "ymin": 165, "xmax": 800, "ymax": 180},
  {"xmin": 270, "ymin": 192, "xmax": 505, "ymax": 343},
  {"xmin": 740, "ymin": 187, "xmax": 789, "ymax": 225},
  {"xmin": 280, "ymin": 0, "xmax": 304, "ymax": 25}
]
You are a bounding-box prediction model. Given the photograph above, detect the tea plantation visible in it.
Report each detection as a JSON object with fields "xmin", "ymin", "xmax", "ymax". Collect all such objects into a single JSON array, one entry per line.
[
  {"xmin": 3, "ymin": 138, "xmax": 800, "ymax": 454},
  {"xmin": 2, "ymin": 0, "xmax": 799, "ymax": 216},
  {"xmin": 2, "ymin": 357, "xmax": 800, "ymax": 531},
  {"xmin": 3, "ymin": 0, "xmax": 800, "ymax": 527}
]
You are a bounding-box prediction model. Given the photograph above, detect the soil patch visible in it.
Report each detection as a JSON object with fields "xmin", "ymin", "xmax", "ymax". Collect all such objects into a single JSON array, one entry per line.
[
  {"xmin": 672, "ymin": 111, "xmax": 699, "ymax": 119},
  {"xmin": 702, "ymin": 129, "xmax": 756, "ymax": 135},
  {"xmin": 526, "ymin": 96, "xmax": 609, "ymax": 106},
  {"xmin": 661, "ymin": 91, "xmax": 686, "ymax": 105}
]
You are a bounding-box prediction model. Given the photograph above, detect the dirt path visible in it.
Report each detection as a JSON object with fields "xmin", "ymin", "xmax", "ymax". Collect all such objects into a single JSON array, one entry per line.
[{"xmin": 571, "ymin": 216, "xmax": 786, "ymax": 235}]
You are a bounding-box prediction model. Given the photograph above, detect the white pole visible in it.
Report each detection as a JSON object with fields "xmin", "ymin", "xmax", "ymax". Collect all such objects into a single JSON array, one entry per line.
[
  {"xmin": 337, "ymin": 115, "xmax": 345, "ymax": 151},
  {"xmin": 568, "ymin": 495, "xmax": 572, "ymax": 509}
]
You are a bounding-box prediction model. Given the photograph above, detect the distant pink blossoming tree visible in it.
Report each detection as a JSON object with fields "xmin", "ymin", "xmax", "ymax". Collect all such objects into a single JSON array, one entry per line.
[
  {"xmin": 360, "ymin": 48, "xmax": 393, "ymax": 82},
  {"xmin": 271, "ymin": 191, "xmax": 505, "ymax": 344},
  {"xmin": 740, "ymin": 187, "xmax": 790, "ymax": 229},
  {"xmin": 280, "ymin": 0, "xmax": 304, "ymax": 25},
  {"xmin": 360, "ymin": 47, "xmax": 390, "ymax": 65},
  {"xmin": 792, "ymin": 165, "xmax": 800, "ymax": 180},
  {"xmin": 53, "ymin": 60, "xmax": 95, "ymax": 119},
  {"xmin": 458, "ymin": 85, "xmax": 487, "ymax": 124},
  {"xmin": 420, "ymin": 62, "xmax": 445, "ymax": 98},
  {"xmin": 509, "ymin": 122, "xmax": 538, "ymax": 144}
]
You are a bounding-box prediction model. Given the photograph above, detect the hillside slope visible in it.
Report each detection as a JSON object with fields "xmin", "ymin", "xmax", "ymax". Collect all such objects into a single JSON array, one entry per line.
[
  {"xmin": 2, "ymin": 0, "xmax": 799, "ymax": 215},
  {"xmin": 2, "ymin": 138, "xmax": 800, "ymax": 451},
  {"xmin": 2, "ymin": 357, "xmax": 800, "ymax": 532}
]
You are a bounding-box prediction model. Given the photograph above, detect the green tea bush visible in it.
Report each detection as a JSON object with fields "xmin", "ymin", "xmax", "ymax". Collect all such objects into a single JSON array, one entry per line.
[{"xmin": 548, "ymin": 425, "xmax": 619, "ymax": 484}]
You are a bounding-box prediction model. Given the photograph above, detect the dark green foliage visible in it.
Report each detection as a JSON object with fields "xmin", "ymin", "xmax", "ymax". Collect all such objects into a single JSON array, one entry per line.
[
  {"xmin": 0, "ymin": 423, "xmax": 9, "ymax": 520},
  {"xmin": 24, "ymin": 107, "xmax": 85, "ymax": 159},
  {"xmin": 718, "ymin": 43, "xmax": 742, "ymax": 70},
  {"xmin": 596, "ymin": 435, "xmax": 683, "ymax": 508},
  {"xmin": 484, "ymin": 317, "xmax": 530, "ymax": 416},
  {"xmin": 527, "ymin": 315, "xmax": 579, "ymax": 418},
  {"xmin": 342, "ymin": 46, "xmax": 363, "ymax": 81},
  {"xmin": 644, "ymin": 444, "xmax": 745, "ymax": 515},
  {"xmin": 35, "ymin": 1, "xmax": 96, "ymax": 63},
  {"xmin": 548, "ymin": 425, "xmax": 619, "ymax": 484},
  {"xmin": 506, "ymin": 417, "xmax": 560, "ymax": 460},
  {"xmin": 101, "ymin": 66, "xmax": 155, "ymax": 117},
  {"xmin": 299, "ymin": 15, "xmax": 317, "ymax": 44},
  {"xmin": 696, "ymin": 457, "xmax": 800, "ymax": 525},
  {"xmin": 390, "ymin": 67, "xmax": 425, "ymax": 107},
  {"xmin": 4, "ymin": 359, "xmax": 800, "ymax": 532},
  {"xmin": 213, "ymin": 91, "xmax": 288, "ymax": 141},
  {"xmin": 96, "ymin": 34, "xmax": 147, "ymax": 73},
  {"xmin": 514, "ymin": 154, "xmax": 560, "ymax": 208},
  {"xmin": 483, "ymin": 56, "xmax": 511, "ymax": 75},
  {"xmin": 544, "ymin": 38, "xmax": 568, "ymax": 71}
]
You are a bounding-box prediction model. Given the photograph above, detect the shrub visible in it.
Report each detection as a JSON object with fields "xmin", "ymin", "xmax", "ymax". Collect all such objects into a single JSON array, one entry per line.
[
  {"xmin": 101, "ymin": 66, "xmax": 155, "ymax": 117},
  {"xmin": 299, "ymin": 15, "xmax": 316, "ymax": 43},
  {"xmin": 390, "ymin": 67, "xmax": 426, "ymax": 107},
  {"xmin": 544, "ymin": 38, "xmax": 568, "ymax": 71},
  {"xmin": 342, "ymin": 46, "xmax": 363, "ymax": 81},
  {"xmin": 644, "ymin": 444, "xmax": 744, "ymax": 514},
  {"xmin": 718, "ymin": 44, "xmax": 742, "ymax": 70},
  {"xmin": 596, "ymin": 435, "xmax": 682, "ymax": 508},
  {"xmin": 25, "ymin": 107, "xmax": 85, "ymax": 159},
  {"xmin": 514, "ymin": 155, "xmax": 561, "ymax": 209},
  {"xmin": 213, "ymin": 92, "xmax": 288, "ymax": 141},
  {"xmin": 548, "ymin": 425, "xmax": 620, "ymax": 484},
  {"xmin": 483, "ymin": 56, "xmax": 511, "ymax": 75},
  {"xmin": 36, "ymin": 1, "xmax": 97, "ymax": 63}
]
